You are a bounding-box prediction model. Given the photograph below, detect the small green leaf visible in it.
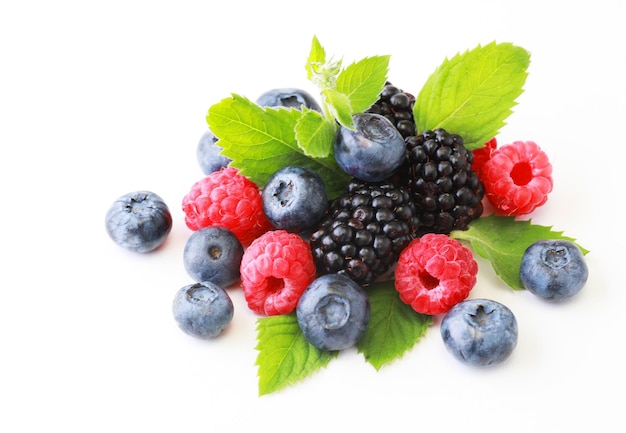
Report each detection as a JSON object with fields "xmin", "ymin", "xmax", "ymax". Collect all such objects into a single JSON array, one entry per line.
[
  {"xmin": 306, "ymin": 35, "xmax": 326, "ymax": 80},
  {"xmin": 414, "ymin": 41, "xmax": 531, "ymax": 150},
  {"xmin": 306, "ymin": 36, "xmax": 342, "ymax": 96},
  {"xmin": 255, "ymin": 314, "xmax": 338, "ymax": 396},
  {"xmin": 322, "ymin": 88, "xmax": 354, "ymax": 129},
  {"xmin": 451, "ymin": 214, "xmax": 589, "ymax": 290},
  {"xmin": 358, "ymin": 281, "xmax": 433, "ymax": 370},
  {"xmin": 206, "ymin": 94, "xmax": 350, "ymax": 198},
  {"xmin": 335, "ymin": 55, "xmax": 390, "ymax": 114},
  {"xmin": 295, "ymin": 108, "xmax": 337, "ymax": 158}
]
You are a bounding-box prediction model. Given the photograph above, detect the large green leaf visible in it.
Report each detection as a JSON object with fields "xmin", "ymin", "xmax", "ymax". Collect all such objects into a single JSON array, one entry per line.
[
  {"xmin": 414, "ymin": 42, "xmax": 530, "ymax": 150},
  {"xmin": 206, "ymin": 94, "xmax": 350, "ymax": 198},
  {"xmin": 255, "ymin": 314, "xmax": 338, "ymax": 396},
  {"xmin": 451, "ymin": 215, "xmax": 588, "ymax": 290},
  {"xmin": 358, "ymin": 281, "xmax": 432, "ymax": 370}
]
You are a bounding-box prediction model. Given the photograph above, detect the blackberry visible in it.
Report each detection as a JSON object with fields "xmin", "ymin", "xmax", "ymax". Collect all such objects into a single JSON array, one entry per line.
[
  {"xmin": 310, "ymin": 178, "xmax": 420, "ymax": 286},
  {"xmin": 366, "ymin": 82, "xmax": 416, "ymax": 138},
  {"xmin": 396, "ymin": 128, "xmax": 484, "ymax": 236}
]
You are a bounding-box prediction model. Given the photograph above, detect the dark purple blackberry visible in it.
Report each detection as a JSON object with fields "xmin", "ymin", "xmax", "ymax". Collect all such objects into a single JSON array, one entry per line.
[
  {"xmin": 366, "ymin": 82, "xmax": 416, "ymax": 139},
  {"xmin": 310, "ymin": 178, "xmax": 420, "ymax": 286},
  {"xmin": 396, "ymin": 128, "xmax": 484, "ymax": 236}
]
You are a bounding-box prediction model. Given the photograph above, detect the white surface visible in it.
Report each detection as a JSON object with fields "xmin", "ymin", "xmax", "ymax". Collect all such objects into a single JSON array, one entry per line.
[{"xmin": 1, "ymin": 1, "xmax": 623, "ymax": 431}]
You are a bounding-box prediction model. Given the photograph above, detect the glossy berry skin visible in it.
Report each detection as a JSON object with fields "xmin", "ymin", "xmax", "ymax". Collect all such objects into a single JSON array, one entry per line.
[
  {"xmin": 105, "ymin": 191, "xmax": 172, "ymax": 253},
  {"xmin": 196, "ymin": 129, "xmax": 231, "ymax": 175},
  {"xmin": 296, "ymin": 274, "xmax": 370, "ymax": 351},
  {"xmin": 520, "ymin": 240, "xmax": 588, "ymax": 302},
  {"xmin": 256, "ymin": 88, "xmax": 322, "ymax": 112},
  {"xmin": 262, "ymin": 165, "xmax": 328, "ymax": 233},
  {"xmin": 334, "ymin": 113, "xmax": 406, "ymax": 183},
  {"xmin": 441, "ymin": 298, "xmax": 518, "ymax": 367},
  {"xmin": 183, "ymin": 226, "xmax": 244, "ymax": 287},
  {"xmin": 365, "ymin": 82, "xmax": 416, "ymax": 138},
  {"xmin": 172, "ymin": 282, "xmax": 234, "ymax": 339}
]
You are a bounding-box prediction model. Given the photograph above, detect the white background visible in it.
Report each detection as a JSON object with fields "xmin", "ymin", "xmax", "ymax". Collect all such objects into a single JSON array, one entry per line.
[{"xmin": 1, "ymin": 1, "xmax": 623, "ymax": 431}]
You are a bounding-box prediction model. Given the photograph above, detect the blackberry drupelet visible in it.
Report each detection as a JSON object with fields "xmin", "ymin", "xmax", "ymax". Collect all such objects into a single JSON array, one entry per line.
[
  {"xmin": 310, "ymin": 178, "xmax": 420, "ymax": 286},
  {"xmin": 397, "ymin": 128, "xmax": 484, "ymax": 235},
  {"xmin": 366, "ymin": 82, "xmax": 416, "ymax": 139}
]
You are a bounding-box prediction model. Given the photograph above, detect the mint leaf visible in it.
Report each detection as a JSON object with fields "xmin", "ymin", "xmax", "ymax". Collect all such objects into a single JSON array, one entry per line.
[
  {"xmin": 322, "ymin": 88, "xmax": 354, "ymax": 129},
  {"xmin": 451, "ymin": 215, "xmax": 589, "ymax": 290},
  {"xmin": 294, "ymin": 108, "xmax": 336, "ymax": 158},
  {"xmin": 414, "ymin": 42, "xmax": 531, "ymax": 150},
  {"xmin": 358, "ymin": 281, "xmax": 432, "ymax": 370},
  {"xmin": 255, "ymin": 314, "xmax": 338, "ymax": 396},
  {"xmin": 306, "ymin": 37, "xmax": 389, "ymax": 130},
  {"xmin": 206, "ymin": 94, "xmax": 350, "ymax": 198},
  {"xmin": 305, "ymin": 36, "xmax": 342, "ymax": 107},
  {"xmin": 335, "ymin": 55, "xmax": 390, "ymax": 115},
  {"xmin": 306, "ymin": 35, "xmax": 326, "ymax": 79}
]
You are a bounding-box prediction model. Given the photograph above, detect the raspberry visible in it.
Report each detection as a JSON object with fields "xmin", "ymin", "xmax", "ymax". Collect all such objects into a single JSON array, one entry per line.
[
  {"xmin": 394, "ymin": 233, "xmax": 478, "ymax": 315},
  {"xmin": 240, "ymin": 230, "xmax": 317, "ymax": 316},
  {"xmin": 182, "ymin": 167, "xmax": 272, "ymax": 246},
  {"xmin": 471, "ymin": 137, "xmax": 497, "ymax": 179},
  {"xmin": 481, "ymin": 140, "xmax": 553, "ymax": 216}
]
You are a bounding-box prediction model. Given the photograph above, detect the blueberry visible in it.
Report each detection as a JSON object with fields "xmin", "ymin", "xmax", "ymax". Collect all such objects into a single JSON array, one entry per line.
[
  {"xmin": 105, "ymin": 190, "xmax": 172, "ymax": 253},
  {"xmin": 183, "ymin": 227, "xmax": 244, "ymax": 287},
  {"xmin": 196, "ymin": 128, "xmax": 231, "ymax": 175},
  {"xmin": 262, "ymin": 165, "xmax": 328, "ymax": 233},
  {"xmin": 256, "ymin": 88, "xmax": 322, "ymax": 112},
  {"xmin": 441, "ymin": 298, "xmax": 518, "ymax": 367},
  {"xmin": 334, "ymin": 113, "xmax": 406, "ymax": 182},
  {"xmin": 520, "ymin": 239, "xmax": 588, "ymax": 302},
  {"xmin": 296, "ymin": 274, "xmax": 370, "ymax": 351},
  {"xmin": 172, "ymin": 282, "xmax": 234, "ymax": 339}
]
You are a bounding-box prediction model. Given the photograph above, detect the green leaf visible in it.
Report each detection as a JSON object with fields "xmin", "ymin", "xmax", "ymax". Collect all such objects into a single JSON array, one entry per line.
[
  {"xmin": 358, "ymin": 281, "xmax": 433, "ymax": 370},
  {"xmin": 306, "ymin": 35, "xmax": 326, "ymax": 80},
  {"xmin": 322, "ymin": 88, "xmax": 354, "ymax": 129},
  {"xmin": 255, "ymin": 314, "xmax": 338, "ymax": 396},
  {"xmin": 335, "ymin": 55, "xmax": 390, "ymax": 114},
  {"xmin": 206, "ymin": 94, "xmax": 350, "ymax": 198},
  {"xmin": 294, "ymin": 108, "xmax": 337, "ymax": 158},
  {"xmin": 451, "ymin": 214, "xmax": 589, "ymax": 290},
  {"xmin": 414, "ymin": 41, "xmax": 531, "ymax": 150}
]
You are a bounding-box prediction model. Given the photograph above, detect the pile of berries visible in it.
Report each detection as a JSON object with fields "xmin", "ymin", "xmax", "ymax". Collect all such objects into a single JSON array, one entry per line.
[{"xmin": 105, "ymin": 85, "xmax": 587, "ymax": 370}]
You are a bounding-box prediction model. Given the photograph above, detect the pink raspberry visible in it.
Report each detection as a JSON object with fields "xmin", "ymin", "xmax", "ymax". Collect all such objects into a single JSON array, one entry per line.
[
  {"xmin": 471, "ymin": 137, "xmax": 497, "ymax": 179},
  {"xmin": 481, "ymin": 140, "xmax": 553, "ymax": 216},
  {"xmin": 394, "ymin": 233, "xmax": 478, "ymax": 315},
  {"xmin": 182, "ymin": 167, "xmax": 272, "ymax": 246},
  {"xmin": 240, "ymin": 230, "xmax": 317, "ymax": 316}
]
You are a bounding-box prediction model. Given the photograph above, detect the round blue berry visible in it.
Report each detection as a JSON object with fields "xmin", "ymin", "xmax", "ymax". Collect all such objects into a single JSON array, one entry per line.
[
  {"xmin": 196, "ymin": 129, "xmax": 231, "ymax": 175},
  {"xmin": 520, "ymin": 239, "xmax": 588, "ymax": 302},
  {"xmin": 183, "ymin": 227, "xmax": 244, "ymax": 287},
  {"xmin": 441, "ymin": 298, "xmax": 518, "ymax": 367},
  {"xmin": 262, "ymin": 165, "xmax": 328, "ymax": 233},
  {"xmin": 296, "ymin": 274, "xmax": 370, "ymax": 351},
  {"xmin": 105, "ymin": 190, "xmax": 172, "ymax": 253},
  {"xmin": 256, "ymin": 88, "xmax": 321, "ymax": 112},
  {"xmin": 172, "ymin": 282, "xmax": 234, "ymax": 339},
  {"xmin": 334, "ymin": 113, "xmax": 406, "ymax": 182}
]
